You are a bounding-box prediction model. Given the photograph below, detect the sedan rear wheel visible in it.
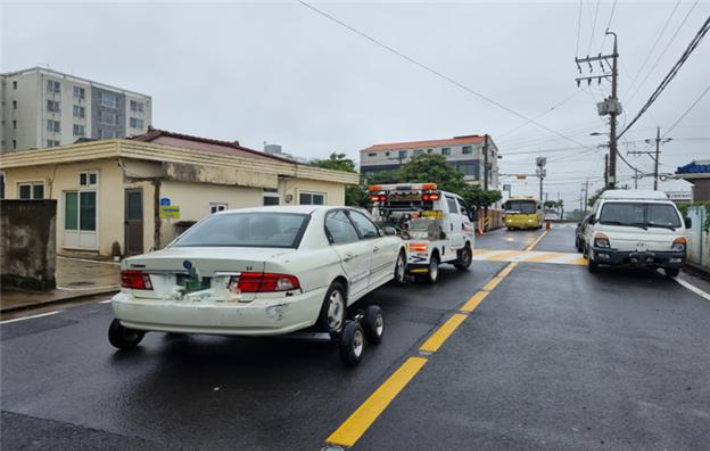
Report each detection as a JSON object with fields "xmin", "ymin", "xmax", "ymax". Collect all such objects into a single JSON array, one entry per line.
[{"xmin": 317, "ymin": 282, "xmax": 347, "ymax": 337}]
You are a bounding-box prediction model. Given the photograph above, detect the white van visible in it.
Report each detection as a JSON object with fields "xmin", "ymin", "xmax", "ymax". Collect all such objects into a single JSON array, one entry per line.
[
  {"xmin": 582, "ymin": 190, "xmax": 691, "ymax": 276},
  {"xmin": 369, "ymin": 183, "xmax": 477, "ymax": 283}
]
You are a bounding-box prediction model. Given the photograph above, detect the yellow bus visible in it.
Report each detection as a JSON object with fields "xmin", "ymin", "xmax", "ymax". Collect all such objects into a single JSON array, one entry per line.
[{"xmin": 502, "ymin": 197, "xmax": 543, "ymax": 230}]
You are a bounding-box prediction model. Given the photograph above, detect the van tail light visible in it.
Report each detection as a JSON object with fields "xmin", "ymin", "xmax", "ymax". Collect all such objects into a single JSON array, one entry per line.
[
  {"xmin": 121, "ymin": 270, "xmax": 153, "ymax": 290},
  {"xmin": 672, "ymin": 237, "xmax": 687, "ymax": 251},
  {"xmin": 230, "ymin": 273, "xmax": 300, "ymax": 293}
]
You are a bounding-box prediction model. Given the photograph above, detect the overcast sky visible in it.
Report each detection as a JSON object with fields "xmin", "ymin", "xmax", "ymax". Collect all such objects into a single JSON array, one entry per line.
[{"xmin": 2, "ymin": 1, "xmax": 708, "ymax": 207}]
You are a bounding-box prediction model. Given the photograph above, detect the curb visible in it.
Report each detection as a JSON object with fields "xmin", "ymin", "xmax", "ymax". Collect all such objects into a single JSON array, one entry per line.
[
  {"xmin": 0, "ymin": 289, "xmax": 119, "ymax": 314},
  {"xmin": 683, "ymin": 262, "xmax": 710, "ymax": 282}
]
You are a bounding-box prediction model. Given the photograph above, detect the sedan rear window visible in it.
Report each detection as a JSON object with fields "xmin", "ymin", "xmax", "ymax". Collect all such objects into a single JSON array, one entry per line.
[{"xmin": 173, "ymin": 213, "xmax": 309, "ymax": 248}]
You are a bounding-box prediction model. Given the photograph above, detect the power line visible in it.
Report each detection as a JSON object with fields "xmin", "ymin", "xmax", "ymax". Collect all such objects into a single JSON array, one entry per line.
[
  {"xmin": 601, "ymin": 0, "xmax": 619, "ymax": 49},
  {"xmin": 588, "ymin": 0, "xmax": 602, "ymax": 55},
  {"xmin": 576, "ymin": 0, "xmax": 584, "ymax": 56},
  {"xmin": 618, "ymin": 15, "xmax": 710, "ymax": 139},
  {"xmin": 627, "ymin": 0, "xmax": 701, "ymax": 105},
  {"xmin": 297, "ymin": 0, "xmax": 600, "ymax": 154},
  {"xmin": 662, "ymin": 81, "xmax": 710, "ymax": 137}
]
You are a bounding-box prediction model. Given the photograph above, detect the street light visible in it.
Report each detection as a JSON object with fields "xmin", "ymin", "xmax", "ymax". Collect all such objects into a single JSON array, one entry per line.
[{"xmin": 589, "ymin": 132, "xmax": 606, "ymax": 137}]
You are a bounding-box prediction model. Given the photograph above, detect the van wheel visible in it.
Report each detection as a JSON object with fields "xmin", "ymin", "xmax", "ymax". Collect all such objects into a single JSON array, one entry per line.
[
  {"xmin": 108, "ymin": 319, "xmax": 145, "ymax": 350},
  {"xmin": 587, "ymin": 257, "xmax": 598, "ymax": 273},
  {"xmin": 454, "ymin": 246, "xmax": 472, "ymax": 270},
  {"xmin": 317, "ymin": 282, "xmax": 347, "ymax": 338},
  {"xmin": 664, "ymin": 267, "xmax": 680, "ymax": 278}
]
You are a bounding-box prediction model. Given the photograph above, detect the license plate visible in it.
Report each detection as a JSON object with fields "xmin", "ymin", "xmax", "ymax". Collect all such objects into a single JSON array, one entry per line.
[{"xmin": 177, "ymin": 274, "xmax": 211, "ymax": 292}]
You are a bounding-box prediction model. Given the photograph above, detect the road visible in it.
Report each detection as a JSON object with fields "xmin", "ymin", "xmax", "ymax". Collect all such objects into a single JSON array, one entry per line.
[{"xmin": 2, "ymin": 226, "xmax": 709, "ymax": 450}]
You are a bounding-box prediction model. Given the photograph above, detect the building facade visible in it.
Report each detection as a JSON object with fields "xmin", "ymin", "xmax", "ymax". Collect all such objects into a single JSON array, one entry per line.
[
  {"xmin": 0, "ymin": 67, "xmax": 151, "ymax": 152},
  {"xmin": 359, "ymin": 135, "xmax": 500, "ymax": 188},
  {"xmin": 0, "ymin": 129, "xmax": 358, "ymax": 256}
]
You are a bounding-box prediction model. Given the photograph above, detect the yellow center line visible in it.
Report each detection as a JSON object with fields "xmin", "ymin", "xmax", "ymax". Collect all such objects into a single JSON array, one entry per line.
[
  {"xmin": 326, "ymin": 356, "xmax": 428, "ymax": 447},
  {"xmin": 525, "ymin": 230, "xmax": 549, "ymax": 251},
  {"xmin": 482, "ymin": 276, "xmax": 504, "ymax": 291},
  {"xmin": 497, "ymin": 262, "xmax": 518, "ymax": 278},
  {"xmin": 460, "ymin": 291, "xmax": 488, "ymax": 313},
  {"xmin": 419, "ymin": 313, "xmax": 468, "ymax": 353}
]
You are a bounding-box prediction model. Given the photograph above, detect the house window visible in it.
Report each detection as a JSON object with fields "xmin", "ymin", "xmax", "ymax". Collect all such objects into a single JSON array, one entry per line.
[
  {"xmin": 130, "ymin": 100, "xmax": 144, "ymax": 112},
  {"xmin": 98, "ymin": 129, "xmax": 116, "ymax": 139},
  {"xmin": 263, "ymin": 188, "xmax": 280, "ymax": 206},
  {"xmin": 18, "ymin": 182, "xmax": 44, "ymax": 199},
  {"xmin": 73, "ymin": 124, "xmax": 86, "ymax": 136},
  {"xmin": 79, "ymin": 170, "xmax": 99, "ymax": 187},
  {"xmin": 65, "ymin": 191, "xmax": 96, "ymax": 232},
  {"xmin": 385, "ymin": 151, "xmax": 390, "ymax": 157},
  {"xmin": 47, "ymin": 100, "xmax": 61, "ymax": 113},
  {"xmin": 462, "ymin": 146, "xmax": 473, "ymax": 155},
  {"xmin": 46, "ymin": 140, "xmax": 61, "ymax": 147},
  {"xmin": 210, "ymin": 203, "xmax": 228, "ymax": 214},
  {"xmin": 73, "ymin": 86, "xmax": 85, "ymax": 99},
  {"xmin": 73, "ymin": 105, "xmax": 86, "ymax": 118},
  {"xmin": 12, "ymin": 120, "xmax": 17, "ymax": 129},
  {"xmin": 98, "ymin": 92, "xmax": 118, "ymax": 108},
  {"xmin": 442, "ymin": 147, "xmax": 452, "ymax": 156},
  {"xmin": 12, "ymin": 100, "xmax": 17, "ymax": 110},
  {"xmin": 368, "ymin": 153, "xmax": 376, "ymax": 158},
  {"xmin": 129, "ymin": 117, "xmax": 144, "ymax": 129},
  {"xmin": 413, "ymin": 149, "xmax": 424, "ymax": 156},
  {"xmin": 299, "ymin": 191, "xmax": 326, "ymax": 205},
  {"xmin": 12, "ymin": 81, "xmax": 17, "ymax": 90},
  {"xmin": 398, "ymin": 150, "xmax": 408, "ymax": 159},
  {"xmin": 12, "ymin": 140, "xmax": 17, "ymax": 149},
  {"xmin": 46, "ymin": 80, "xmax": 61, "ymax": 93},
  {"xmin": 46, "ymin": 120, "xmax": 60, "ymax": 133},
  {"xmin": 99, "ymin": 111, "xmax": 117, "ymax": 125}
]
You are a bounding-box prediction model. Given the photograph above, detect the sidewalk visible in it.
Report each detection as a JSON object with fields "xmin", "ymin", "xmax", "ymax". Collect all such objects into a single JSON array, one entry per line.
[{"xmin": 1, "ymin": 255, "xmax": 120, "ymax": 313}]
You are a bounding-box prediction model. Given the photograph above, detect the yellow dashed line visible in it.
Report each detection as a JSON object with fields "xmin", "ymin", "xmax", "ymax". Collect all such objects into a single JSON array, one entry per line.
[
  {"xmin": 419, "ymin": 313, "xmax": 468, "ymax": 353},
  {"xmin": 461, "ymin": 291, "xmax": 488, "ymax": 313},
  {"xmin": 483, "ymin": 276, "xmax": 504, "ymax": 292},
  {"xmin": 326, "ymin": 357, "xmax": 428, "ymax": 447}
]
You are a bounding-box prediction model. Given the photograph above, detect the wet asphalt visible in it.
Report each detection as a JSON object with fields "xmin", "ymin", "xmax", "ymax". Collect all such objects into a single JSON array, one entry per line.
[{"xmin": 2, "ymin": 226, "xmax": 709, "ymax": 450}]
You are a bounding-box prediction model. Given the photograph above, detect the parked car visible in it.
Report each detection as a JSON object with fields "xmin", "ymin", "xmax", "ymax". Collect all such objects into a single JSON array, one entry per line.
[
  {"xmin": 575, "ymin": 214, "xmax": 593, "ymax": 252},
  {"xmin": 109, "ymin": 206, "xmax": 406, "ymax": 352},
  {"xmin": 368, "ymin": 183, "xmax": 476, "ymax": 284},
  {"xmin": 582, "ymin": 190, "xmax": 691, "ymax": 276}
]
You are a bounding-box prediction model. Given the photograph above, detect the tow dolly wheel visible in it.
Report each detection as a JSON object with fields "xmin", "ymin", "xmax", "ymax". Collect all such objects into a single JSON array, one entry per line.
[
  {"xmin": 108, "ymin": 318, "xmax": 145, "ymax": 350},
  {"xmin": 339, "ymin": 321, "xmax": 365, "ymax": 367},
  {"xmin": 362, "ymin": 305, "xmax": 384, "ymax": 345}
]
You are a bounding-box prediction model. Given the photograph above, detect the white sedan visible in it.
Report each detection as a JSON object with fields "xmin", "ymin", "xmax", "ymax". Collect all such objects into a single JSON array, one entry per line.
[{"xmin": 109, "ymin": 206, "xmax": 406, "ymax": 350}]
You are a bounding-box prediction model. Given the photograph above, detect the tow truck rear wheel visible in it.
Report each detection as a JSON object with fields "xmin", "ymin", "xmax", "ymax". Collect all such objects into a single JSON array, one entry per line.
[
  {"xmin": 425, "ymin": 255, "xmax": 440, "ymax": 284},
  {"xmin": 393, "ymin": 250, "xmax": 406, "ymax": 284},
  {"xmin": 454, "ymin": 245, "xmax": 473, "ymax": 270}
]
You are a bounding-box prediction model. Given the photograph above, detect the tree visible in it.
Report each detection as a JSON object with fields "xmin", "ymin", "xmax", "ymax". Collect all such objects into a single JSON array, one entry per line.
[
  {"xmin": 397, "ymin": 154, "xmax": 468, "ymax": 193},
  {"xmin": 310, "ymin": 153, "xmax": 365, "ymax": 207},
  {"xmin": 587, "ymin": 187, "xmax": 606, "ymax": 207},
  {"xmin": 461, "ymin": 184, "xmax": 502, "ymax": 208},
  {"xmin": 365, "ymin": 170, "xmax": 401, "ymax": 185}
]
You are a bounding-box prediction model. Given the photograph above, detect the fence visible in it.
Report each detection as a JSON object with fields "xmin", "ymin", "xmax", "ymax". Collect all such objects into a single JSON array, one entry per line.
[{"xmin": 686, "ymin": 205, "xmax": 709, "ymax": 270}]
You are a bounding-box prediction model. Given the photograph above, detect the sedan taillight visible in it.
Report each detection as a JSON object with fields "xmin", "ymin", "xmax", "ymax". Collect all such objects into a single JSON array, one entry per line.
[
  {"xmin": 230, "ymin": 273, "xmax": 300, "ymax": 293},
  {"xmin": 121, "ymin": 270, "xmax": 153, "ymax": 290}
]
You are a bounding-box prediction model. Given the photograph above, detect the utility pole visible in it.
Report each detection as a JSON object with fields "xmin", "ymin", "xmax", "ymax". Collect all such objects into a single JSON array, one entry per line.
[
  {"xmin": 536, "ymin": 157, "xmax": 546, "ymax": 202},
  {"xmin": 628, "ymin": 126, "xmax": 672, "ymax": 191},
  {"xmin": 583, "ymin": 179, "xmax": 589, "ymax": 216},
  {"xmin": 575, "ymin": 30, "xmax": 621, "ymax": 189},
  {"xmin": 483, "ymin": 134, "xmax": 489, "ymax": 231},
  {"xmin": 604, "ymin": 154, "xmax": 609, "ymax": 187}
]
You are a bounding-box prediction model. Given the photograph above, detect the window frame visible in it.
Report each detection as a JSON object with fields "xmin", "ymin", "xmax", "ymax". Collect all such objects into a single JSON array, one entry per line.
[
  {"xmin": 209, "ymin": 203, "xmax": 228, "ymax": 214},
  {"xmin": 346, "ymin": 209, "xmax": 382, "ymax": 240},
  {"xmin": 17, "ymin": 181, "xmax": 44, "ymax": 200},
  {"xmin": 324, "ymin": 209, "xmax": 361, "ymax": 245},
  {"xmin": 298, "ymin": 190, "xmax": 327, "ymax": 206},
  {"xmin": 263, "ymin": 188, "xmax": 280, "ymax": 206},
  {"xmin": 98, "ymin": 92, "xmax": 118, "ymax": 109},
  {"xmin": 79, "ymin": 170, "xmax": 100, "ymax": 188}
]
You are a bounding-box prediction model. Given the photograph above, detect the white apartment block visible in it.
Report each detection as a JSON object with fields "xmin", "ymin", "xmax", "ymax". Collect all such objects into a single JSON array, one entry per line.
[
  {"xmin": 0, "ymin": 67, "xmax": 152, "ymax": 152},
  {"xmin": 360, "ymin": 135, "xmax": 500, "ymax": 188}
]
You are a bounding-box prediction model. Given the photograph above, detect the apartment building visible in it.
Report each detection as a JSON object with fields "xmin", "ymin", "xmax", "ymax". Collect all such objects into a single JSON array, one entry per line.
[
  {"xmin": 360, "ymin": 134, "xmax": 500, "ymax": 188},
  {"xmin": 0, "ymin": 67, "xmax": 151, "ymax": 152}
]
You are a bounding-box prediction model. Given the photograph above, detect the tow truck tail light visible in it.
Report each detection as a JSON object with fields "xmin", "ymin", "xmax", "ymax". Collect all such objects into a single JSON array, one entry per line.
[
  {"xmin": 422, "ymin": 192, "xmax": 440, "ymax": 201},
  {"xmin": 369, "ymin": 194, "xmax": 387, "ymax": 202},
  {"xmin": 422, "ymin": 183, "xmax": 437, "ymax": 190},
  {"xmin": 231, "ymin": 273, "xmax": 300, "ymax": 293},
  {"xmin": 409, "ymin": 243, "xmax": 428, "ymax": 252},
  {"xmin": 121, "ymin": 270, "xmax": 153, "ymax": 290},
  {"xmin": 672, "ymin": 237, "xmax": 687, "ymax": 251},
  {"xmin": 368, "ymin": 185, "xmax": 382, "ymax": 192}
]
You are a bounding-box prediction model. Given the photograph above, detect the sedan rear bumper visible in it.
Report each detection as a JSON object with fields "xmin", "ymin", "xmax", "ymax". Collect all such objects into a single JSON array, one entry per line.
[
  {"xmin": 592, "ymin": 248, "xmax": 685, "ymax": 268},
  {"xmin": 111, "ymin": 287, "xmax": 327, "ymax": 337}
]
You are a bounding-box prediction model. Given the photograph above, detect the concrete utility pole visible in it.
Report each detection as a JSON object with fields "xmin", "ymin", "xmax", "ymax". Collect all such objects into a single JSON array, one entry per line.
[
  {"xmin": 604, "ymin": 154, "xmax": 609, "ymax": 188},
  {"xmin": 628, "ymin": 126, "xmax": 671, "ymax": 191},
  {"xmin": 536, "ymin": 157, "xmax": 546, "ymax": 202},
  {"xmin": 483, "ymin": 134, "xmax": 489, "ymax": 192},
  {"xmin": 583, "ymin": 179, "xmax": 589, "ymax": 216},
  {"xmin": 575, "ymin": 30, "xmax": 621, "ymax": 189}
]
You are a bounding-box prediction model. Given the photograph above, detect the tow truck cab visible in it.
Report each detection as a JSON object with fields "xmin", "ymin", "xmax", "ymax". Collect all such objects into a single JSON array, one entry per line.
[{"xmin": 368, "ymin": 183, "xmax": 477, "ymax": 283}]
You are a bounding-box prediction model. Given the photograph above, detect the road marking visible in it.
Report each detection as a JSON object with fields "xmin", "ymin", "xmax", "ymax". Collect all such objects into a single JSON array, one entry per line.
[
  {"xmin": 525, "ymin": 230, "xmax": 548, "ymax": 251},
  {"xmin": 99, "ymin": 299, "xmax": 113, "ymax": 304},
  {"xmin": 474, "ymin": 249, "xmax": 587, "ymax": 266},
  {"xmin": 497, "ymin": 262, "xmax": 518, "ymax": 278},
  {"xmin": 460, "ymin": 291, "xmax": 489, "ymax": 313},
  {"xmin": 482, "ymin": 276, "xmax": 504, "ymax": 291},
  {"xmin": 326, "ymin": 356, "xmax": 428, "ymax": 447},
  {"xmin": 0, "ymin": 311, "xmax": 61, "ymax": 324},
  {"xmin": 675, "ymin": 277, "xmax": 710, "ymax": 302},
  {"xmin": 419, "ymin": 313, "xmax": 468, "ymax": 353}
]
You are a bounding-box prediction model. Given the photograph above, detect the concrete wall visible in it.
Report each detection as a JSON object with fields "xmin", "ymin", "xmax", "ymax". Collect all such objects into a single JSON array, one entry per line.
[
  {"xmin": 0, "ymin": 199, "xmax": 57, "ymax": 290},
  {"xmin": 686, "ymin": 205, "xmax": 709, "ymax": 270}
]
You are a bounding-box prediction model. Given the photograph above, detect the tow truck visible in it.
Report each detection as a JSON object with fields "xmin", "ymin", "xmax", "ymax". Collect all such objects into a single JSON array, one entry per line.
[{"xmin": 368, "ymin": 183, "xmax": 478, "ymax": 283}]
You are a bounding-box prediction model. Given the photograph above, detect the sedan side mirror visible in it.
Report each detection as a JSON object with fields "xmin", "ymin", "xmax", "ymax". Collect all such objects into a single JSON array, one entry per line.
[
  {"xmin": 685, "ymin": 217, "xmax": 692, "ymax": 229},
  {"xmin": 383, "ymin": 226, "xmax": 398, "ymax": 236}
]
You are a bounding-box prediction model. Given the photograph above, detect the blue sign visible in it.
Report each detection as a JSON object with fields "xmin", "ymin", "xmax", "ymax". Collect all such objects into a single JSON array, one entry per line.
[
  {"xmin": 160, "ymin": 197, "xmax": 171, "ymax": 206},
  {"xmin": 183, "ymin": 260, "xmax": 193, "ymax": 270}
]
